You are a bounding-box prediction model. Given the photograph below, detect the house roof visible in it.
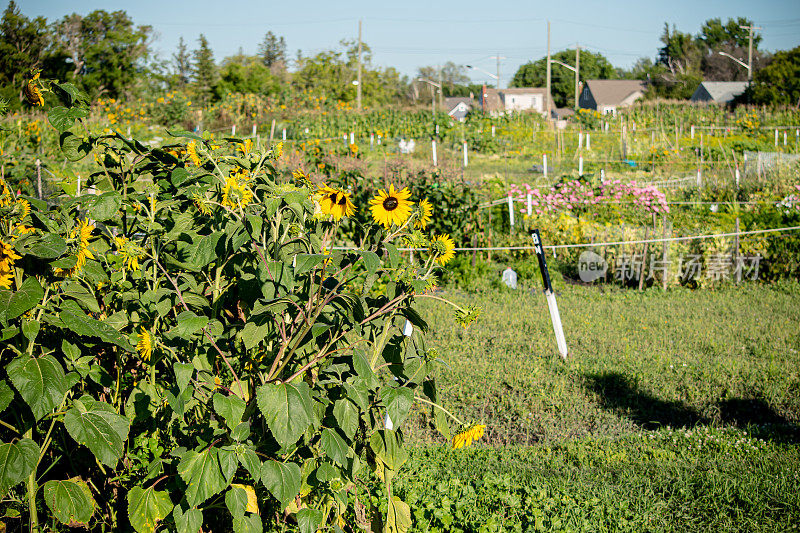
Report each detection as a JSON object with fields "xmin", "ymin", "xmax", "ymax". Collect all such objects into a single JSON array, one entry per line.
[
  {"xmin": 692, "ymin": 81, "xmax": 748, "ymax": 103},
  {"xmin": 481, "ymin": 87, "xmax": 549, "ymax": 112},
  {"xmin": 444, "ymin": 97, "xmax": 473, "ymax": 112},
  {"xmin": 585, "ymin": 80, "xmax": 646, "ymax": 106}
]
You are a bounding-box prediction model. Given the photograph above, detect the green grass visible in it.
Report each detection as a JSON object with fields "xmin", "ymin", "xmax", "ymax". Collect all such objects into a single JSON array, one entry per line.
[{"xmin": 395, "ymin": 280, "xmax": 800, "ymax": 531}]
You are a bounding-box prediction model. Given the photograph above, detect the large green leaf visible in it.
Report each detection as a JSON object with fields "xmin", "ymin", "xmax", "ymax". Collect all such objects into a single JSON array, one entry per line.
[
  {"xmin": 178, "ymin": 448, "xmax": 230, "ymax": 507},
  {"xmin": 320, "ymin": 429, "xmax": 348, "ymax": 466},
  {"xmin": 213, "ymin": 393, "xmax": 246, "ymax": 431},
  {"xmin": 386, "ymin": 496, "xmax": 412, "ymax": 533},
  {"xmin": 127, "ymin": 485, "xmax": 173, "ymax": 533},
  {"xmin": 382, "ymin": 387, "xmax": 414, "ymax": 429},
  {"xmin": 27, "ymin": 233, "xmax": 67, "ymax": 259},
  {"xmin": 43, "ymin": 478, "xmax": 96, "ymax": 527},
  {"xmin": 60, "ymin": 304, "xmax": 135, "ymax": 352},
  {"xmin": 256, "ymin": 382, "xmax": 314, "ymax": 448},
  {"xmin": 86, "ymin": 191, "xmax": 122, "ymax": 222},
  {"xmin": 0, "ymin": 380, "xmax": 13, "ymax": 413},
  {"xmin": 369, "ymin": 431, "xmax": 408, "ymax": 472},
  {"xmin": 233, "ymin": 514, "xmax": 263, "ymax": 533},
  {"xmin": 7, "ymin": 354, "xmax": 67, "ymax": 420},
  {"xmin": 0, "ymin": 438, "xmax": 39, "ymax": 497},
  {"xmin": 297, "ymin": 508, "xmax": 323, "ymax": 533},
  {"xmin": 332, "ymin": 399, "xmax": 359, "ymax": 439},
  {"xmin": 172, "ymin": 310, "xmax": 208, "ymax": 338},
  {"xmin": 260, "ymin": 460, "xmax": 301, "ymax": 511},
  {"xmin": 48, "ymin": 106, "xmax": 85, "ymax": 132},
  {"xmin": 59, "ymin": 131, "xmax": 92, "ymax": 161},
  {"xmin": 63, "ymin": 395, "xmax": 130, "ymax": 467},
  {"xmin": 6, "ymin": 276, "xmax": 44, "ymax": 321},
  {"xmin": 173, "ymin": 506, "xmax": 203, "ymax": 533}
]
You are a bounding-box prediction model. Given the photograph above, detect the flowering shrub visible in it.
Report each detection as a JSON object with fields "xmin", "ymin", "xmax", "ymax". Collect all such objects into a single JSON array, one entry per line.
[
  {"xmin": 507, "ymin": 179, "xmax": 669, "ymax": 215},
  {"xmin": 0, "ymin": 75, "xmax": 481, "ymax": 532}
]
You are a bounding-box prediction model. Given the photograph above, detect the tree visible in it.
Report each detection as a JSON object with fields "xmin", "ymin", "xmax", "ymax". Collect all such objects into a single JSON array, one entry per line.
[
  {"xmin": 417, "ymin": 62, "xmax": 469, "ymax": 93},
  {"xmin": 257, "ymin": 31, "xmax": 286, "ymax": 68},
  {"xmin": 511, "ymin": 49, "xmax": 615, "ymax": 108},
  {"xmin": 51, "ymin": 10, "xmax": 151, "ymax": 98},
  {"xmin": 745, "ymin": 46, "xmax": 800, "ymax": 106},
  {"xmin": 699, "ymin": 17, "xmax": 760, "ymax": 51},
  {"xmin": 192, "ymin": 34, "xmax": 216, "ymax": 106},
  {"xmin": 0, "ymin": 1, "xmax": 49, "ymax": 93},
  {"xmin": 173, "ymin": 36, "xmax": 192, "ymax": 87},
  {"xmin": 657, "ymin": 23, "xmax": 702, "ymax": 76},
  {"xmin": 215, "ymin": 53, "xmax": 278, "ymax": 97}
]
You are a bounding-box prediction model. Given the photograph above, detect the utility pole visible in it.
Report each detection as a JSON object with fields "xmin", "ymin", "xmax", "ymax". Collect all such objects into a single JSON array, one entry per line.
[
  {"xmin": 574, "ymin": 44, "xmax": 580, "ymax": 110},
  {"xmin": 545, "ymin": 21, "xmax": 551, "ymax": 119},
  {"xmin": 739, "ymin": 23, "xmax": 761, "ymax": 82},
  {"xmin": 357, "ymin": 19, "xmax": 363, "ymax": 111},
  {"xmin": 496, "ymin": 53, "xmax": 501, "ymax": 89},
  {"xmin": 438, "ymin": 65, "xmax": 443, "ymax": 112}
]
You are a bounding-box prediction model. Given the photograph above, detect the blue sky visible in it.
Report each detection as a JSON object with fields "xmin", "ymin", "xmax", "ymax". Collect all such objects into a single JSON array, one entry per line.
[{"xmin": 15, "ymin": 0, "xmax": 800, "ymax": 85}]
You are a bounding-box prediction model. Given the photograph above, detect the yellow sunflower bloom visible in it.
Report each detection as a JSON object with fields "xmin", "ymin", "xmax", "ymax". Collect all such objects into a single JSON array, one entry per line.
[
  {"xmin": 112, "ymin": 236, "xmax": 144, "ymax": 272},
  {"xmin": 137, "ymin": 328, "xmax": 152, "ymax": 361},
  {"xmin": 369, "ymin": 185, "xmax": 413, "ymax": 229},
  {"xmin": 75, "ymin": 220, "xmax": 95, "ymax": 269},
  {"xmin": 187, "ymin": 141, "xmax": 201, "ymax": 166},
  {"xmin": 415, "ymin": 198, "xmax": 433, "ymax": 229},
  {"xmin": 451, "ymin": 424, "xmax": 487, "ymax": 449},
  {"xmin": 318, "ymin": 184, "xmax": 355, "ymax": 221},
  {"xmin": 221, "ymin": 175, "xmax": 253, "ymax": 210},
  {"xmin": 0, "ymin": 261, "xmax": 13, "ymax": 289},
  {"xmin": 24, "ymin": 72, "xmax": 44, "ymax": 107},
  {"xmin": 431, "ymin": 234, "xmax": 455, "ymax": 266}
]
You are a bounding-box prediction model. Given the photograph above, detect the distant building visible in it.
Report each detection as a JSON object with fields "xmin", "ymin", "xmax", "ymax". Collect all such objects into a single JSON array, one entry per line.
[
  {"xmin": 480, "ymin": 87, "xmax": 550, "ymax": 115},
  {"xmin": 690, "ymin": 81, "xmax": 748, "ymax": 104},
  {"xmin": 579, "ymin": 80, "xmax": 646, "ymax": 115},
  {"xmin": 444, "ymin": 97, "xmax": 473, "ymax": 121}
]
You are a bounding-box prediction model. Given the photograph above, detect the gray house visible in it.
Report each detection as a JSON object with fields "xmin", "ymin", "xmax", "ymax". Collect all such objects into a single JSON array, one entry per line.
[
  {"xmin": 444, "ymin": 97, "xmax": 473, "ymax": 121},
  {"xmin": 579, "ymin": 80, "xmax": 646, "ymax": 115},
  {"xmin": 690, "ymin": 81, "xmax": 748, "ymax": 104}
]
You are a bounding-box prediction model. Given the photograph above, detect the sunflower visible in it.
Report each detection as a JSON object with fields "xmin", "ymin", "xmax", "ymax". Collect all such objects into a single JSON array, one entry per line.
[
  {"xmin": 369, "ymin": 185, "xmax": 413, "ymax": 229},
  {"xmin": 113, "ymin": 236, "xmax": 144, "ymax": 272},
  {"xmin": 75, "ymin": 220, "xmax": 95, "ymax": 269},
  {"xmin": 415, "ymin": 198, "xmax": 433, "ymax": 229},
  {"xmin": 318, "ymin": 184, "xmax": 355, "ymax": 221},
  {"xmin": 221, "ymin": 175, "xmax": 253, "ymax": 210},
  {"xmin": 15, "ymin": 199, "xmax": 31, "ymax": 219},
  {"xmin": 431, "ymin": 234, "xmax": 455, "ymax": 266},
  {"xmin": 24, "ymin": 71, "xmax": 44, "ymax": 107},
  {"xmin": 137, "ymin": 328, "xmax": 152, "ymax": 362},
  {"xmin": 187, "ymin": 141, "xmax": 201, "ymax": 166},
  {"xmin": 451, "ymin": 424, "xmax": 486, "ymax": 449},
  {"xmin": 0, "ymin": 261, "xmax": 13, "ymax": 290}
]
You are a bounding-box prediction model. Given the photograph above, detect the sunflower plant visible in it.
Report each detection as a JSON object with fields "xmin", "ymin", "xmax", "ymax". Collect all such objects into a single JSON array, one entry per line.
[{"xmin": 0, "ymin": 73, "xmax": 478, "ymax": 533}]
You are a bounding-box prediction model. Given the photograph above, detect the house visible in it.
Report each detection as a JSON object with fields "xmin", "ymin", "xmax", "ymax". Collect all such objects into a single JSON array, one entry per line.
[
  {"xmin": 480, "ymin": 87, "xmax": 550, "ymax": 115},
  {"xmin": 690, "ymin": 81, "xmax": 748, "ymax": 104},
  {"xmin": 444, "ymin": 97, "xmax": 473, "ymax": 121},
  {"xmin": 579, "ymin": 80, "xmax": 646, "ymax": 115}
]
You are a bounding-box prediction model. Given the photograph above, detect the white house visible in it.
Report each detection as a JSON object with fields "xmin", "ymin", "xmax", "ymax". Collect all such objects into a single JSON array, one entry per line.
[{"xmin": 481, "ymin": 87, "xmax": 550, "ymax": 115}]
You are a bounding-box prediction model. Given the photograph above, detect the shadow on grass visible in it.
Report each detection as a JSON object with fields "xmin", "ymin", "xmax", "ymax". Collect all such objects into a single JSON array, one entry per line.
[
  {"xmin": 584, "ymin": 371, "xmax": 705, "ymax": 429},
  {"xmin": 584, "ymin": 371, "xmax": 800, "ymax": 442}
]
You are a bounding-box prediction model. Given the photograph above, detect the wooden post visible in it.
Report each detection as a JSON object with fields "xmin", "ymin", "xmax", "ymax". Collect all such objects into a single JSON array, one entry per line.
[
  {"xmin": 471, "ymin": 234, "xmax": 478, "ymax": 268},
  {"xmin": 36, "ymin": 158, "xmax": 42, "ymax": 200},
  {"xmin": 269, "ymin": 119, "xmax": 276, "ymax": 141},
  {"xmin": 638, "ymin": 226, "xmax": 650, "ymax": 291}
]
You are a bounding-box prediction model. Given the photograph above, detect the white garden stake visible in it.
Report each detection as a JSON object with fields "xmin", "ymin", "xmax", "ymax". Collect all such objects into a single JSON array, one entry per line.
[
  {"xmin": 231, "ymin": 124, "xmax": 236, "ymax": 136},
  {"xmin": 578, "ymin": 131, "xmax": 583, "ymax": 149},
  {"xmin": 543, "ymin": 154, "xmax": 548, "ymax": 178},
  {"xmin": 252, "ymin": 124, "xmax": 257, "ymax": 137},
  {"xmin": 431, "ymin": 139, "xmax": 437, "ymax": 166},
  {"xmin": 784, "ymin": 131, "xmax": 787, "ymax": 146},
  {"xmin": 775, "ymin": 129, "xmax": 779, "ymax": 146},
  {"xmin": 578, "ymin": 156, "xmax": 583, "ymax": 176},
  {"xmin": 508, "ymin": 194, "xmax": 515, "ymax": 228},
  {"xmin": 691, "ymin": 125, "xmax": 695, "ymax": 139},
  {"xmin": 491, "ymin": 125, "xmax": 495, "ymax": 137},
  {"xmin": 526, "ymin": 193, "xmax": 532, "ymax": 216},
  {"xmin": 532, "ymin": 230, "xmax": 568, "ymax": 358},
  {"xmin": 463, "ymin": 141, "xmax": 468, "ymax": 167},
  {"xmin": 735, "ymin": 164, "xmax": 740, "ymax": 188},
  {"xmin": 586, "ymin": 133, "xmax": 590, "ymax": 150},
  {"xmin": 350, "ymin": 132, "xmax": 355, "ymax": 144},
  {"xmin": 282, "ymin": 128, "xmax": 286, "ymax": 140},
  {"xmin": 370, "ymin": 133, "xmax": 374, "ymax": 148}
]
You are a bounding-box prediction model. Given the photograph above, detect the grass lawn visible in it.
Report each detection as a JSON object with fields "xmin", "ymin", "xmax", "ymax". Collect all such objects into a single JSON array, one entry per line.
[{"xmin": 396, "ymin": 279, "xmax": 800, "ymax": 531}]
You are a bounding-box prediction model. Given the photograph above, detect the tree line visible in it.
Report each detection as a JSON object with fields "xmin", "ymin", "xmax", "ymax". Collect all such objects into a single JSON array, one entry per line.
[{"xmin": 1, "ymin": 2, "xmax": 797, "ymax": 111}]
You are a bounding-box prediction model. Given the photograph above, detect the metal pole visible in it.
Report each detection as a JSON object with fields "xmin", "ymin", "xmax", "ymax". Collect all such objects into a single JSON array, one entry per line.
[
  {"xmin": 574, "ymin": 44, "xmax": 580, "ymax": 110},
  {"xmin": 545, "ymin": 21, "xmax": 551, "ymax": 119},
  {"xmin": 357, "ymin": 20, "xmax": 363, "ymax": 110}
]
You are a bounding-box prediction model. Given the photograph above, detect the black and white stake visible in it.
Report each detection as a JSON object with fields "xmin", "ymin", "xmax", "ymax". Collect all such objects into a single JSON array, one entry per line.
[{"xmin": 532, "ymin": 230, "xmax": 568, "ymax": 358}]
